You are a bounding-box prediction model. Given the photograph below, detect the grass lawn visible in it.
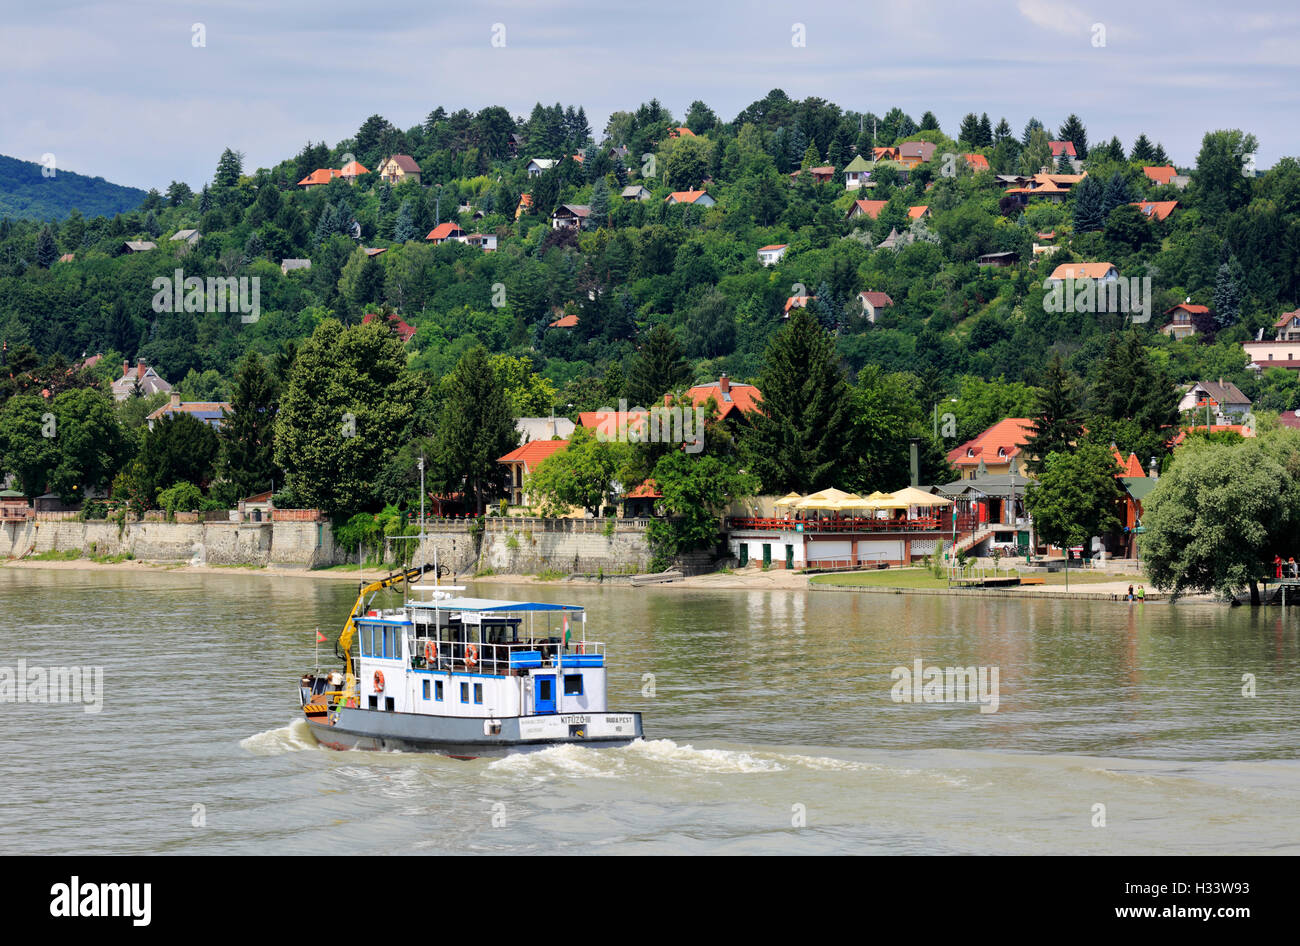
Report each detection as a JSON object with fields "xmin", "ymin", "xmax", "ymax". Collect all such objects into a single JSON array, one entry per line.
[{"xmin": 810, "ymin": 567, "xmax": 1142, "ymax": 589}]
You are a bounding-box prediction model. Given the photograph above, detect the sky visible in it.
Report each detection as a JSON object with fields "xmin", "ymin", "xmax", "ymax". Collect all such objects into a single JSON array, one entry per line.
[{"xmin": 1, "ymin": 0, "xmax": 1297, "ymax": 190}]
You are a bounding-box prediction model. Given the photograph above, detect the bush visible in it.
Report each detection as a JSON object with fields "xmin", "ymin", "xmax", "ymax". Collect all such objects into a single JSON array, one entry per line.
[{"xmin": 156, "ymin": 481, "xmax": 204, "ymax": 519}]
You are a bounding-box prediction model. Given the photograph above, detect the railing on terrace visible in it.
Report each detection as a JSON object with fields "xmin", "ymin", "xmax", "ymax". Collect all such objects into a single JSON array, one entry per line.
[
  {"xmin": 726, "ymin": 514, "xmax": 981, "ymax": 533},
  {"xmin": 484, "ymin": 516, "xmax": 657, "ymax": 533}
]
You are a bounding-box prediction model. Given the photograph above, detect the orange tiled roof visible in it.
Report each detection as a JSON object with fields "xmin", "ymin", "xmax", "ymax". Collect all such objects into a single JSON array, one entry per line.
[
  {"xmin": 297, "ymin": 168, "xmax": 340, "ymax": 186},
  {"xmin": 1167, "ymin": 303, "xmax": 1209, "ymax": 316},
  {"xmin": 362, "ymin": 311, "xmax": 417, "ymax": 342},
  {"xmin": 668, "ymin": 127, "xmax": 696, "ymax": 138},
  {"xmin": 626, "ymin": 479, "xmax": 662, "ymax": 499},
  {"xmin": 425, "ymin": 222, "xmax": 465, "ymax": 241},
  {"xmin": 1142, "ymin": 165, "xmax": 1177, "ymax": 186},
  {"xmin": 340, "ymin": 160, "xmax": 369, "ymax": 177},
  {"xmin": 686, "ymin": 378, "xmax": 762, "ymax": 421},
  {"xmin": 1274, "ymin": 308, "xmax": 1300, "ymax": 328},
  {"xmin": 946, "ymin": 418, "xmax": 1036, "ymax": 468},
  {"xmin": 1133, "ymin": 200, "xmax": 1178, "ymax": 221},
  {"xmin": 849, "ymin": 199, "xmax": 887, "ymax": 219},
  {"xmin": 963, "ymin": 153, "xmax": 990, "ymax": 171},
  {"xmin": 549, "ymin": 313, "xmax": 579, "ymax": 328},
  {"xmin": 784, "ymin": 295, "xmax": 814, "ymax": 313},
  {"xmin": 907, "ymin": 205, "xmax": 929, "ymax": 219},
  {"xmin": 1049, "ymin": 262, "xmax": 1117, "ymax": 281},
  {"xmin": 1111, "ymin": 447, "xmax": 1146, "ymax": 478},
  {"xmin": 498, "ymin": 439, "xmax": 569, "ymax": 468},
  {"xmin": 666, "ymin": 189, "xmax": 710, "ymax": 204}
]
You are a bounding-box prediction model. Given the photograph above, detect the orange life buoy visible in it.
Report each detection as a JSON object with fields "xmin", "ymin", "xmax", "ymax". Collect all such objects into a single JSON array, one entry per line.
[
  {"xmin": 424, "ymin": 640, "xmax": 438, "ymax": 663},
  {"xmin": 577, "ymin": 641, "xmax": 585, "ymax": 655},
  {"xmin": 465, "ymin": 644, "xmax": 479, "ymax": 667},
  {"xmin": 374, "ymin": 670, "xmax": 385, "ymax": 693}
]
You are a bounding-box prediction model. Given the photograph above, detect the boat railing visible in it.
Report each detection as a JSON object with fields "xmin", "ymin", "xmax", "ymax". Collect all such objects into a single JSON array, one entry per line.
[{"xmin": 408, "ymin": 637, "xmax": 605, "ymax": 675}]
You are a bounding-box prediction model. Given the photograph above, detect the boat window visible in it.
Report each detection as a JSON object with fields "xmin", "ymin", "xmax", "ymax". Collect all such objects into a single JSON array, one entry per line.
[
  {"xmin": 460, "ymin": 682, "xmax": 469, "ymax": 703},
  {"xmin": 422, "ymin": 679, "xmax": 430, "ymax": 700},
  {"xmin": 564, "ymin": 674, "xmax": 584, "ymax": 696},
  {"xmin": 368, "ymin": 695, "xmax": 378, "ymax": 709},
  {"xmin": 435, "ymin": 681, "xmax": 444, "ymax": 701},
  {"xmin": 474, "ymin": 683, "xmax": 483, "ymax": 704},
  {"xmin": 385, "ymin": 697, "xmax": 394, "ymax": 712}
]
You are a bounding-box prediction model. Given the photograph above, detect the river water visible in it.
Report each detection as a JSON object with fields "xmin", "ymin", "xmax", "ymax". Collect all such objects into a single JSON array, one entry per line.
[{"xmin": 2, "ymin": 568, "xmax": 1297, "ymax": 855}]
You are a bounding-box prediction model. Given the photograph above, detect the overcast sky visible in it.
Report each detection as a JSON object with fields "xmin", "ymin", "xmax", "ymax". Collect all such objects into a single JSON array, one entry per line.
[{"xmin": 1, "ymin": 0, "xmax": 1296, "ymax": 190}]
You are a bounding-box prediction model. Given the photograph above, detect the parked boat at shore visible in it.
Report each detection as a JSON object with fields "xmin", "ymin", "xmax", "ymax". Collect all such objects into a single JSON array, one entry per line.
[{"xmin": 299, "ymin": 564, "xmax": 644, "ymax": 757}]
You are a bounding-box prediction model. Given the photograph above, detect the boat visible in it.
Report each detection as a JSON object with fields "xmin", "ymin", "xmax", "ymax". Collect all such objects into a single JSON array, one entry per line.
[{"xmin": 298, "ymin": 564, "xmax": 644, "ymax": 757}]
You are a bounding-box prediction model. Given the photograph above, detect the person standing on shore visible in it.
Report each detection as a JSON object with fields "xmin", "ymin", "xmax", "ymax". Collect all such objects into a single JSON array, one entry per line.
[
  {"xmin": 1136, "ymin": 585, "xmax": 1146, "ymax": 602},
  {"xmin": 1127, "ymin": 584, "xmax": 1134, "ymax": 601}
]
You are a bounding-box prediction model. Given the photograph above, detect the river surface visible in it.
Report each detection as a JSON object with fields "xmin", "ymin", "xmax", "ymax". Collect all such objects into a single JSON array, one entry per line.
[{"xmin": 1, "ymin": 568, "xmax": 1297, "ymax": 854}]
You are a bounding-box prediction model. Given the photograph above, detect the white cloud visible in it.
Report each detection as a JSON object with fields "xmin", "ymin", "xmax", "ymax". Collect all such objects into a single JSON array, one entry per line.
[{"xmin": 1016, "ymin": 0, "xmax": 1089, "ymax": 35}]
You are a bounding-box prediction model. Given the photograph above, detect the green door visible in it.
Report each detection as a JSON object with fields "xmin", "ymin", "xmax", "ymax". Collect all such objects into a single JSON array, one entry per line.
[
  {"xmin": 762, "ymin": 544, "xmax": 771, "ymax": 567},
  {"xmin": 738, "ymin": 544, "xmax": 748, "ymax": 567},
  {"xmin": 785, "ymin": 544, "xmax": 794, "ymax": 568}
]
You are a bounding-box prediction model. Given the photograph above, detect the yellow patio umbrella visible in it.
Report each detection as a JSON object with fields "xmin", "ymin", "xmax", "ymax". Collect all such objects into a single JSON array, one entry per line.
[
  {"xmin": 795, "ymin": 488, "xmax": 855, "ymax": 510},
  {"xmin": 772, "ymin": 492, "xmax": 804, "ymax": 508},
  {"xmin": 888, "ymin": 486, "xmax": 953, "ymax": 507},
  {"xmin": 829, "ymin": 493, "xmax": 871, "ymax": 511}
]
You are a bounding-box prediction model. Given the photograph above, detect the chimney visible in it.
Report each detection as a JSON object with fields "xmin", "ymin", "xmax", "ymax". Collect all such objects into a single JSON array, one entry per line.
[
  {"xmin": 718, "ymin": 374, "xmax": 730, "ymax": 396},
  {"xmin": 122, "ymin": 361, "xmax": 130, "ymax": 377},
  {"xmin": 169, "ymin": 392, "xmax": 181, "ymax": 409},
  {"xmin": 137, "ymin": 361, "xmax": 145, "ymax": 380}
]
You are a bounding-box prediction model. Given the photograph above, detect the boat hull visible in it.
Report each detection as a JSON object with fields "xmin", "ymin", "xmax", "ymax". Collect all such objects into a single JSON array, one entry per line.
[{"xmin": 304, "ymin": 706, "xmax": 643, "ymax": 758}]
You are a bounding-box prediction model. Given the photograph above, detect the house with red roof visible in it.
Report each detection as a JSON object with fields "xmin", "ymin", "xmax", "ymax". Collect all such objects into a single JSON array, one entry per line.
[
  {"xmin": 297, "ymin": 168, "xmax": 341, "ymax": 188},
  {"xmin": 425, "ymin": 222, "xmax": 466, "ymax": 244},
  {"xmin": 791, "ymin": 166, "xmax": 836, "ymax": 184},
  {"xmin": 1160, "ymin": 302, "xmax": 1207, "ymax": 340},
  {"xmin": 946, "ymin": 418, "xmax": 1037, "ymax": 480},
  {"xmin": 668, "ymin": 127, "xmax": 695, "ymax": 138},
  {"xmin": 962, "ymin": 153, "xmax": 990, "ymax": 172},
  {"xmin": 783, "ymin": 294, "xmax": 814, "ymax": 316},
  {"xmin": 1132, "ymin": 200, "xmax": 1178, "ymax": 222},
  {"xmin": 623, "ymin": 479, "xmax": 663, "ymax": 517},
  {"xmin": 1168, "ymin": 424, "xmax": 1256, "ymax": 447},
  {"xmin": 340, "ymin": 160, "xmax": 369, "ymax": 180},
  {"xmin": 551, "ymin": 204, "xmax": 591, "ymax": 230},
  {"xmin": 907, "ymin": 205, "xmax": 930, "ymax": 221},
  {"xmin": 857, "ymin": 291, "xmax": 894, "ymax": 323},
  {"xmin": 1275, "ymin": 308, "xmax": 1300, "ymax": 342},
  {"xmin": 362, "ymin": 311, "xmax": 417, "ymax": 343},
  {"xmin": 846, "ymin": 199, "xmax": 888, "ymax": 221},
  {"xmin": 664, "ymin": 189, "xmax": 716, "ymax": 207},
  {"xmin": 146, "ymin": 394, "xmax": 232, "ymax": 431},
  {"xmin": 685, "ymin": 374, "xmax": 762, "ymax": 424},
  {"xmin": 1142, "ymin": 165, "xmax": 1178, "ymax": 187},
  {"xmin": 498, "ymin": 439, "xmax": 569, "ymax": 507},
  {"xmin": 1046, "ymin": 261, "xmax": 1118, "ymax": 283},
  {"xmin": 548, "ymin": 313, "xmax": 579, "ymax": 329},
  {"xmin": 515, "ymin": 193, "xmax": 532, "ymax": 219},
  {"xmin": 757, "ymin": 244, "xmax": 788, "ymax": 266},
  {"xmin": 898, "ymin": 141, "xmax": 938, "ymax": 168}
]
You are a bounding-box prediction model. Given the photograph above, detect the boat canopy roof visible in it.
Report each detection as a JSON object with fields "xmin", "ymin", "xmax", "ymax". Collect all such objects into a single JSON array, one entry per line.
[{"xmin": 407, "ymin": 597, "xmax": 584, "ymax": 613}]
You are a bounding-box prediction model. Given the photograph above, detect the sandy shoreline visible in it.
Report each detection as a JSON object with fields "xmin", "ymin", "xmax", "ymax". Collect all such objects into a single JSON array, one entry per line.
[{"xmin": 0, "ymin": 558, "xmax": 1199, "ymax": 601}]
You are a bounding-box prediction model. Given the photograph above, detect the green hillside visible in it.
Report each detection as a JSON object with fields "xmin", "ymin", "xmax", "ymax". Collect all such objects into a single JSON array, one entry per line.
[{"xmin": 0, "ymin": 153, "xmax": 147, "ymax": 221}]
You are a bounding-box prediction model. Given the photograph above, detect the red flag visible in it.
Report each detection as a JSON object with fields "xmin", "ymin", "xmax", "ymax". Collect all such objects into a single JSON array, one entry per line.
[{"xmin": 315, "ymin": 630, "xmax": 327, "ymax": 643}]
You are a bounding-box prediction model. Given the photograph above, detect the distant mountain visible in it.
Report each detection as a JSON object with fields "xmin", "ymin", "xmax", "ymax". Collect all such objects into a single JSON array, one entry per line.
[{"xmin": 0, "ymin": 154, "xmax": 147, "ymax": 221}]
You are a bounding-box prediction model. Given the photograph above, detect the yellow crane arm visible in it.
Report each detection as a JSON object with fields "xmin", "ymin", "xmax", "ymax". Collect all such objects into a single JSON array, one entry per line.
[{"xmin": 334, "ymin": 563, "xmax": 434, "ymax": 703}]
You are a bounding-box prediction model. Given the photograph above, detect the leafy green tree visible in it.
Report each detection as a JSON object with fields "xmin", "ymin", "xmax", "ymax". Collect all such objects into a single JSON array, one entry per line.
[
  {"xmin": 645, "ymin": 450, "xmax": 758, "ymax": 563},
  {"xmin": 1190, "ymin": 129, "xmax": 1258, "ymax": 217},
  {"xmin": 1024, "ymin": 442, "xmax": 1122, "ymax": 553},
  {"xmin": 491, "ymin": 353, "xmax": 557, "ymax": 416},
  {"xmin": 742, "ymin": 309, "xmax": 854, "ymax": 493},
  {"xmin": 138, "ymin": 412, "xmax": 220, "ymax": 502},
  {"xmin": 1019, "ymin": 127, "xmax": 1053, "ymax": 175},
  {"xmin": 0, "ymin": 394, "xmax": 61, "ymax": 497},
  {"xmin": 274, "ymin": 319, "xmax": 427, "ymax": 515},
  {"xmin": 214, "ymin": 148, "xmax": 243, "ymax": 189},
  {"xmin": 430, "ymin": 346, "xmax": 517, "ymax": 512},
  {"xmin": 1142, "ymin": 434, "xmax": 1300, "ymax": 603},
  {"xmin": 526, "ymin": 426, "xmax": 624, "ymax": 517}
]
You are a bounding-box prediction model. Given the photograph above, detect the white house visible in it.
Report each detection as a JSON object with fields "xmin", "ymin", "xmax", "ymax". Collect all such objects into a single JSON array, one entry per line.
[
  {"xmin": 526, "ymin": 158, "xmax": 557, "ymax": 177},
  {"xmin": 757, "ymin": 244, "xmax": 788, "ymax": 266}
]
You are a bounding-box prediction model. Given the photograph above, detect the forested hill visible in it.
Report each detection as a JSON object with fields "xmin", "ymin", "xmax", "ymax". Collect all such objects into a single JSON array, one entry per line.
[
  {"xmin": 0, "ymin": 90, "xmax": 1297, "ymax": 448},
  {"xmin": 0, "ymin": 153, "xmax": 147, "ymax": 221}
]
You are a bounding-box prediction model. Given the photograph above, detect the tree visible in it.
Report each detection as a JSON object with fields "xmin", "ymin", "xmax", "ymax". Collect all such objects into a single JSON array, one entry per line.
[
  {"xmin": 491, "ymin": 353, "xmax": 557, "ymax": 416},
  {"xmin": 1130, "ymin": 134, "xmax": 1155, "ymax": 164},
  {"xmin": 1056, "ymin": 114, "xmax": 1088, "ymax": 159},
  {"xmin": 742, "ymin": 310, "xmax": 854, "ymax": 493},
  {"xmin": 35, "ymin": 226, "xmax": 58, "ymax": 268},
  {"xmin": 589, "ymin": 177, "xmax": 611, "ymax": 226},
  {"xmin": 646, "ymin": 450, "xmax": 758, "ymax": 562},
  {"xmin": 958, "ymin": 113, "xmax": 981, "ymax": 147},
  {"xmin": 274, "ymin": 319, "xmax": 427, "ymax": 515},
  {"xmin": 0, "ymin": 394, "xmax": 62, "ymax": 498},
  {"xmin": 1191, "ymin": 129, "xmax": 1258, "ymax": 217},
  {"xmin": 1212, "ymin": 254, "xmax": 1245, "ymax": 329},
  {"xmin": 138, "ymin": 411, "xmax": 220, "ymax": 501},
  {"xmin": 526, "ymin": 427, "xmax": 624, "ymax": 517},
  {"xmin": 684, "ymin": 100, "xmax": 717, "ymax": 133},
  {"xmin": 1021, "ymin": 354, "xmax": 1083, "ymax": 474},
  {"xmin": 1072, "ymin": 174, "xmax": 1107, "ymax": 232},
  {"xmin": 1019, "ymin": 128, "xmax": 1053, "ymax": 175},
  {"xmin": 429, "ymin": 346, "xmax": 517, "ymax": 513},
  {"xmin": 1101, "ymin": 171, "xmax": 1137, "ymax": 217},
  {"xmin": 920, "ymin": 111, "xmax": 941, "ymax": 132},
  {"xmin": 977, "ymin": 113, "xmax": 993, "ymax": 148},
  {"xmin": 1142, "ymin": 435, "xmax": 1300, "ymax": 603},
  {"xmin": 1024, "ymin": 443, "xmax": 1122, "ymax": 554},
  {"xmin": 624, "ymin": 325, "xmax": 690, "ymax": 407},
  {"xmin": 393, "ymin": 199, "xmax": 416, "ymax": 243},
  {"xmin": 214, "ymin": 148, "xmax": 243, "ymax": 189},
  {"xmin": 218, "ymin": 351, "xmax": 280, "ymax": 499}
]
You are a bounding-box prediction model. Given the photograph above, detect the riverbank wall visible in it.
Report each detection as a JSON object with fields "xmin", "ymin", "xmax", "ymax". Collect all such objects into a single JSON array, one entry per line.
[{"xmin": 0, "ymin": 515, "xmax": 662, "ymax": 575}]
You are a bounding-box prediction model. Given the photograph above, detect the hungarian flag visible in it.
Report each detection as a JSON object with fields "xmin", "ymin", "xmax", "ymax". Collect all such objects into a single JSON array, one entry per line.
[
  {"xmin": 315, "ymin": 630, "xmax": 327, "ymax": 643},
  {"xmin": 563, "ymin": 615, "xmax": 570, "ymax": 647}
]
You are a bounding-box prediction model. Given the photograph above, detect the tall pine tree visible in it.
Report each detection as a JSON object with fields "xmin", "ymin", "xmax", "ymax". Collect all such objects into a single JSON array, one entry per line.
[{"xmin": 1021, "ymin": 354, "xmax": 1083, "ymax": 475}]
